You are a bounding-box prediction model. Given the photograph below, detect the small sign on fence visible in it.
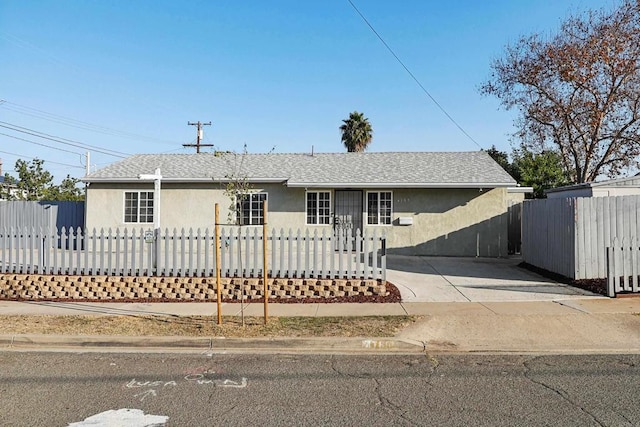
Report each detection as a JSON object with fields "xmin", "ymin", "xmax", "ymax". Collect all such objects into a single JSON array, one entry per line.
[{"xmin": 144, "ymin": 230, "xmax": 155, "ymax": 243}]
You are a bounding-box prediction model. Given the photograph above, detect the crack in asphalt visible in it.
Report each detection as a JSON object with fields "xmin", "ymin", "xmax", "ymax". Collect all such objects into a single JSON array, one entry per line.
[
  {"xmin": 523, "ymin": 357, "xmax": 606, "ymax": 427},
  {"xmin": 328, "ymin": 356, "xmax": 426, "ymax": 425},
  {"xmin": 328, "ymin": 356, "xmax": 378, "ymax": 380},
  {"xmin": 620, "ymin": 413, "xmax": 635, "ymax": 426},
  {"xmin": 373, "ymin": 377, "xmax": 420, "ymax": 426},
  {"xmin": 217, "ymin": 403, "xmax": 239, "ymax": 418}
]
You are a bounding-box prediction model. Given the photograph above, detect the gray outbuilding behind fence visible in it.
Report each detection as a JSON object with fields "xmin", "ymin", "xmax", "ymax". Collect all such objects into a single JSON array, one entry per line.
[{"xmin": 0, "ymin": 201, "xmax": 84, "ymax": 230}]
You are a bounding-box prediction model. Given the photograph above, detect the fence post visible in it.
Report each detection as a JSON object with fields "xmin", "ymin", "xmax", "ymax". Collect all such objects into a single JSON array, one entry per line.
[
  {"xmin": 215, "ymin": 204, "xmax": 222, "ymax": 325},
  {"xmin": 381, "ymin": 236, "xmax": 387, "ymax": 283},
  {"xmin": 263, "ymin": 200, "xmax": 269, "ymax": 324}
]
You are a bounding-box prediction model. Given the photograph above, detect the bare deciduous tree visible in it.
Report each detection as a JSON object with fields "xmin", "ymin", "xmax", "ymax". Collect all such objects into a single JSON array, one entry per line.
[{"xmin": 481, "ymin": 1, "xmax": 640, "ymax": 183}]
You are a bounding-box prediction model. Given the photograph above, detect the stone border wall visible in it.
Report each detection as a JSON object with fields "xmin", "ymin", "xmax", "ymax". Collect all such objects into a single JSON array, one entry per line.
[{"xmin": 0, "ymin": 274, "xmax": 387, "ymax": 301}]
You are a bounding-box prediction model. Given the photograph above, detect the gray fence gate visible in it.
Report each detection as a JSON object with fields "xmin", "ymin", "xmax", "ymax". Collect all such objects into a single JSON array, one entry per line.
[{"xmin": 507, "ymin": 201, "xmax": 522, "ymax": 254}]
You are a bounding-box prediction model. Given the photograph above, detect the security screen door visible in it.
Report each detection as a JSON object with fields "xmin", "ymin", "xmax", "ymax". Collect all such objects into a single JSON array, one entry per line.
[{"xmin": 333, "ymin": 190, "xmax": 363, "ymax": 251}]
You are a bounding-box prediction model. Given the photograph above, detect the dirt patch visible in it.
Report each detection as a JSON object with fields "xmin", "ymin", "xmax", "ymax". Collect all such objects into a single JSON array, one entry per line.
[{"xmin": 0, "ymin": 314, "xmax": 418, "ymax": 338}]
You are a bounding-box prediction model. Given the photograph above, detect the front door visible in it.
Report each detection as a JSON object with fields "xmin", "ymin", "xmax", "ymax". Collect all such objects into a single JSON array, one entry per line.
[{"xmin": 334, "ymin": 190, "xmax": 363, "ymax": 250}]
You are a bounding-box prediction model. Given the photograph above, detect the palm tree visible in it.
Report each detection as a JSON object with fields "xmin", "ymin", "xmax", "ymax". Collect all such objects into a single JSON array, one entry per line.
[{"xmin": 340, "ymin": 111, "xmax": 373, "ymax": 152}]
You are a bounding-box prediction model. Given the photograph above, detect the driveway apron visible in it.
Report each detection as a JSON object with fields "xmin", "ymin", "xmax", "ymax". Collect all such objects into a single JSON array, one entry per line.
[{"xmin": 386, "ymin": 255, "xmax": 601, "ymax": 303}]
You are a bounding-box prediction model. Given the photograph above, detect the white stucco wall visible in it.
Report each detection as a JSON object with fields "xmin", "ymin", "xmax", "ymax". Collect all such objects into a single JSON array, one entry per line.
[
  {"xmin": 380, "ymin": 188, "xmax": 508, "ymax": 257},
  {"xmin": 86, "ymin": 183, "xmax": 508, "ymax": 257}
]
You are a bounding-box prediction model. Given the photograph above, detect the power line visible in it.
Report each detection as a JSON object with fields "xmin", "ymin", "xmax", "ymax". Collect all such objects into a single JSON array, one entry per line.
[
  {"xmin": 0, "ymin": 122, "xmax": 129, "ymax": 158},
  {"xmin": 0, "ymin": 121, "xmax": 129, "ymax": 156},
  {"xmin": 346, "ymin": 0, "xmax": 483, "ymax": 150},
  {"xmin": 0, "ymin": 100, "xmax": 178, "ymax": 146},
  {"xmin": 0, "ymin": 149, "xmax": 84, "ymax": 169},
  {"xmin": 0, "ymin": 132, "xmax": 83, "ymax": 156}
]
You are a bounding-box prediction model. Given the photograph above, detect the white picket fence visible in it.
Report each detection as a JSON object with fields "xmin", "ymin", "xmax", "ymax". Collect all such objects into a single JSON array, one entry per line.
[
  {"xmin": 606, "ymin": 237, "xmax": 640, "ymax": 297},
  {"xmin": 0, "ymin": 226, "xmax": 386, "ymax": 281}
]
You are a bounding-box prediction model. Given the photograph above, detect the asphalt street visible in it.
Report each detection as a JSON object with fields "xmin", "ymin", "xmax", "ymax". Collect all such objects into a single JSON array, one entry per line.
[{"xmin": 1, "ymin": 352, "xmax": 638, "ymax": 426}]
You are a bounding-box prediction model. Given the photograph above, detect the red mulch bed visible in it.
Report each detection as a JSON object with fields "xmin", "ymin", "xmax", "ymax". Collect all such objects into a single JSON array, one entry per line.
[{"xmin": 518, "ymin": 262, "xmax": 607, "ymax": 296}]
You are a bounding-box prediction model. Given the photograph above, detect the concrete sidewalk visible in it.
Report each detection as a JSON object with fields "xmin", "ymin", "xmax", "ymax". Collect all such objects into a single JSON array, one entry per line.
[
  {"xmin": 1, "ymin": 298, "xmax": 639, "ymax": 354},
  {"xmin": 1, "ymin": 255, "xmax": 637, "ymax": 354}
]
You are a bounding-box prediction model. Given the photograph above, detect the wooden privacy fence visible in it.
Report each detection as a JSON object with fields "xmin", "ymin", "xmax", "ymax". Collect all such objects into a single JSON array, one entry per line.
[
  {"xmin": 0, "ymin": 226, "xmax": 386, "ymax": 281},
  {"xmin": 523, "ymin": 195, "xmax": 640, "ymax": 280},
  {"xmin": 606, "ymin": 237, "xmax": 640, "ymax": 297}
]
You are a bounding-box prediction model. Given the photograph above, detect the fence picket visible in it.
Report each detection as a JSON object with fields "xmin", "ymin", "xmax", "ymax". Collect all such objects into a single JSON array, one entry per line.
[
  {"xmin": 146, "ymin": 230, "xmax": 153, "ymax": 278},
  {"xmin": 622, "ymin": 237, "xmax": 630, "ymax": 292},
  {"xmin": 313, "ymin": 230, "xmax": 318, "ymax": 278},
  {"xmin": 0, "ymin": 225, "xmax": 386, "ymax": 281},
  {"xmin": 280, "ymin": 229, "xmax": 286, "ymax": 277},
  {"xmin": 372, "ymin": 230, "xmax": 379, "ymax": 281},
  {"xmin": 270, "ymin": 229, "xmax": 277, "ymax": 277},
  {"xmin": 347, "ymin": 229, "xmax": 353, "ymax": 278},
  {"xmin": 287, "ymin": 229, "xmax": 293, "ymax": 278},
  {"xmin": 51, "ymin": 227, "xmax": 59, "ymax": 275},
  {"xmin": 338, "ymin": 231, "xmax": 344, "ymax": 278},
  {"xmin": 302, "ymin": 229, "xmax": 311, "ymax": 277},
  {"xmin": 632, "ymin": 237, "xmax": 639, "ymax": 293},
  {"xmin": 68, "ymin": 227, "xmax": 75, "ymax": 274},
  {"xmin": 381, "ymin": 233, "xmax": 387, "ymax": 282}
]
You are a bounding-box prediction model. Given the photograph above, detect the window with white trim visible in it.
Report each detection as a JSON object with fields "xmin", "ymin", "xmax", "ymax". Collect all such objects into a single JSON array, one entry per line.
[
  {"xmin": 367, "ymin": 191, "xmax": 392, "ymax": 225},
  {"xmin": 306, "ymin": 191, "xmax": 331, "ymax": 225},
  {"xmin": 124, "ymin": 191, "xmax": 154, "ymax": 223},
  {"xmin": 238, "ymin": 192, "xmax": 267, "ymax": 225}
]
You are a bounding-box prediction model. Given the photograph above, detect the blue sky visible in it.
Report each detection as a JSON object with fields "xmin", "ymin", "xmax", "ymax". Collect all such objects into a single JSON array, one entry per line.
[{"xmin": 0, "ymin": 0, "xmax": 611, "ymax": 182}]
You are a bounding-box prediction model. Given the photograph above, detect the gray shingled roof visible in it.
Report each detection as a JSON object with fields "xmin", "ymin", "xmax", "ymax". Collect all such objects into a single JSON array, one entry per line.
[{"xmin": 84, "ymin": 151, "xmax": 516, "ymax": 188}]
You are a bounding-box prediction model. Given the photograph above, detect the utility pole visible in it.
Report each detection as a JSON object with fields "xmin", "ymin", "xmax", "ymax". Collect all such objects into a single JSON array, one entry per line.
[{"xmin": 184, "ymin": 121, "xmax": 213, "ymax": 153}]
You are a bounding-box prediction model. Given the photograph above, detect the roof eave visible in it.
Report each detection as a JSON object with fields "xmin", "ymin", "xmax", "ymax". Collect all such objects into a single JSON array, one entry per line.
[
  {"xmin": 286, "ymin": 182, "xmax": 515, "ymax": 189},
  {"xmin": 507, "ymin": 186, "xmax": 534, "ymax": 193},
  {"xmin": 83, "ymin": 177, "xmax": 288, "ymax": 184}
]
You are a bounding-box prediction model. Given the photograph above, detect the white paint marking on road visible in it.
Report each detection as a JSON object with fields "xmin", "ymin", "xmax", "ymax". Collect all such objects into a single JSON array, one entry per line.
[
  {"xmin": 219, "ymin": 378, "xmax": 248, "ymax": 388},
  {"xmin": 134, "ymin": 389, "xmax": 157, "ymax": 402},
  {"xmin": 126, "ymin": 379, "xmax": 177, "ymax": 389},
  {"xmin": 184, "ymin": 374, "xmax": 248, "ymax": 388},
  {"xmin": 67, "ymin": 408, "xmax": 168, "ymax": 426}
]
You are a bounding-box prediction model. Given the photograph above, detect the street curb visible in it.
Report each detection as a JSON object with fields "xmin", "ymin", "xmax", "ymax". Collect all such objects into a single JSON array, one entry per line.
[{"xmin": 0, "ymin": 334, "xmax": 425, "ymax": 354}]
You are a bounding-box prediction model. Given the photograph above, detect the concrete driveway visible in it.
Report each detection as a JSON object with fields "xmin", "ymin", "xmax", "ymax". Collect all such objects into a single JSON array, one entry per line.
[{"xmin": 386, "ymin": 255, "xmax": 602, "ymax": 303}]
